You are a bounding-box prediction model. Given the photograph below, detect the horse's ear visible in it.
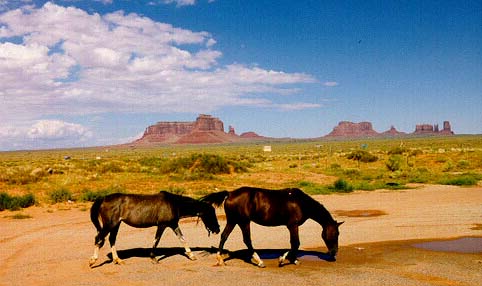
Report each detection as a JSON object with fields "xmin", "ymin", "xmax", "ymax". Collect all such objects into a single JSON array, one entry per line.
[{"xmin": 337, "ymin": 221, "xmax": 344, "ymax": 226}]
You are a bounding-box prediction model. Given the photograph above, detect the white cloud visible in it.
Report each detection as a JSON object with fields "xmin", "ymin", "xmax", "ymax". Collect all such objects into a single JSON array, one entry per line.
[
  {"xmin": 27, "ymin": 120, "xmax": 92, "ymax": 141},
  {"xmin": 162, "ymin": 0, "xmax": 196, "ymax": 7},
  {"xmin": 0, "ymin": 2, "xmax": 318, "ymax": 150},
  {"xmin": 323, "ymin": 81, "xmax": 339, "ymax": 87},
  {"xmin": 276, "ymin": 103, "xmax": 322, "ymax": 111},
  {"xmin": 0, "ymin": 120, "xmax": 92, "ymax": 150}
]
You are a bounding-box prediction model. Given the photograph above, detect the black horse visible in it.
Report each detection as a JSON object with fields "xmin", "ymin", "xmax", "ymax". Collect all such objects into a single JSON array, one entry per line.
[
  {"xmin": 201, "ymin": 186, "xmax": 343, "ymax": 267},
  {"xmin": 89, "ymin": 191, "xmax": 220, "ymax": 267}
]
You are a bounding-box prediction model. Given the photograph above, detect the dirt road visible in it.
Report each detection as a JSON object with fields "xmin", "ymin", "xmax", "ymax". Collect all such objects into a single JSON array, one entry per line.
[{"xmin": 1, "ymin": 185, "xmax": 481, "ymax": 286}]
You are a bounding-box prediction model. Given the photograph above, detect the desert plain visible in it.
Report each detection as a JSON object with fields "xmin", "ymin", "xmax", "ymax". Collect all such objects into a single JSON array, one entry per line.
[{"xmin": 1, "ymin": 184, "xmax": 481, "ymax": 286}]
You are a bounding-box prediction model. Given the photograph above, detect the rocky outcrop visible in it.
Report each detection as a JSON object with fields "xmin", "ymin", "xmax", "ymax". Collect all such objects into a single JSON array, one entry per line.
[
  {"xmin": 134, "ymin": 115, "xmax": 455, "ymax": 145},
  {"xmin": 382, "ymin": 126, "xmax": 406, "ymax": 137},
  {"xmin": 240, "ymin": 132, "xmax": 266, "ymax": 139},
  {"xmin": 414, "ymin": 121, "xmax": 453, "ymax": 135},
  {"xmin": 325, "ymin": 120, "xmax": 453, "ymax": 138},
  {"xmin": 134, "ymin": 114, "xmax": 268, "ymax": 145},
  {"xmin": 325, "ymin": 121, "xmax": 379, "ymax": 138},
  {"xmin": 135, "ymin": 114, "xmax": 229, "ymax": 144}
]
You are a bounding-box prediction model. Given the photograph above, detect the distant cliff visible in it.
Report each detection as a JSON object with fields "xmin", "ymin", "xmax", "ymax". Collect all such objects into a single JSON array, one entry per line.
[
  {"xmin": 413, "ymin": 121, "xmax": 454, "ymax": 135},
  {"xmin": 133, "ymin": 115, "xmax": 455, "ymax": 145},
  {"xmin": 325, "ymin": 121, "xmax": 379, "ymax": 138},
  {"xmin": 134, "ymin": 114, "xmax": 266, "ymax": 145},
  {"xmin": 325, "ymin": 121, "xmax": 453, "ymax": 138}
]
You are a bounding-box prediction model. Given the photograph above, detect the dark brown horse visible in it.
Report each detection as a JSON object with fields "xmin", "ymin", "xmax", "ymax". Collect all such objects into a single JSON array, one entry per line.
[
  {"xmin": 201, "ymin": 187, "xmax": 342, "ymax": 267},
  {"xmin": 89, "ymin": 191, "xmax": 220, "ymax": 267}
]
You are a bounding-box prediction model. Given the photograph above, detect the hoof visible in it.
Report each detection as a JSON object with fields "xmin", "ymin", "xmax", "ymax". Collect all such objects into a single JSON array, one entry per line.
[
  {"xmin": 215, "ymin": 261, "xmax": 227, "ymax": 266},
  {"xmin": 278, "ymin": 256, "xmax": 285, "ymax": 267},
  {"xmin": 113, "ymin": 258, "xmax": 124, "ymax": 265},
  {"xmin": 186, "ymin": 252, "xmax": 197, "ymax": 261},
  {"xmin": 278, "ymin": 257, "xmax": 299, "ymax": 267},
  {"xmin": 150, "ymin": 257, "xmax": 159, "ymax": 264},
  {"xmin": 215, "ymin": 253, "xmax": 226, "ymax": 266},
  {"xmin": 251, "ymin": 257, "xmax": 265, "ymax": 268},
  {"xmin": 88, "ymin": 258, "xmax": 97, "ymax": 268}
]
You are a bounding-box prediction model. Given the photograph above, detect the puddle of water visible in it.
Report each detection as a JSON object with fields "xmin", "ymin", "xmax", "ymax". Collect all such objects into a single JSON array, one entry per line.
[
  {"xmin": 413, "ymin": 237, "xmax": 482, "ymax": 254},
  {"xmin": 334, "ymin": 209, "xmax": 387, "ymax": 218}
]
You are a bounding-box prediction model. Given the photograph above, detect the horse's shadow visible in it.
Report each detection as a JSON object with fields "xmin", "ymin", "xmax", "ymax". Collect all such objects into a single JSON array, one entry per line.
[
  {"xmin": 225, "ymin": 248, "xmax": 336, "ymax": 266},
  {"xmin": 92, "ymin": 246, "xmax": 218, "ymax": 268},
  {"xmin": 92, "ymin": 247, "xmax": 334, "ymax": 268}
]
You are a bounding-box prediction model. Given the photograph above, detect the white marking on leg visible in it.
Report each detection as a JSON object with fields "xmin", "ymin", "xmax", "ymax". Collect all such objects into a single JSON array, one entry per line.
[
  {"xmin": 251, "ymin": 252, "xmax": 265, "ymax": 268},
  {"xmin": 111, "ymin": 246, "xmax": 123, "ymax": 264},
  {"xmin": 216, "ymin": 251, "xmax": 226, "ymax": 266},
  {"xmin": 278, "ymin": 251, "xmax": 289, "ymax": 266},
  {"xmin": 176, "ymin": 230, "xmax": 196, "ymax": 260},
  {"xmin": 89, "ymin": 246, "xmax": 99, "ymax": 267}
]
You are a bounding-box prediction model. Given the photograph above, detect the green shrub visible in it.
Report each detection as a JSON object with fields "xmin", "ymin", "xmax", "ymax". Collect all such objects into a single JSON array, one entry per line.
[
  {"xmin": 167, "ymin": 153, "xmax": 249, "ymax": 178},
  {"xmin": 410, "ymin": 149, "xmax": 423, "ymax": 156},
  {"xmin": 329, "ymin": 163, "xmax": 341, "ymax": 170},
  {"xmin": 10, "ymin": 213, "xmax": 32, "ymax": 219},
  {"xmin": 438, "ymin": 173, "xmax": 481, "ymax": 186},
  {"xmin": 388, "ymin": 147, "xmax": 407, "ymax": 155},
  {"xmin": 80, "ymin": 185, "xmax": 127, "ymax": 201},
  {"xmin": 456, "ymin": 160, "xmax": 470, "ymax": 170},
  {"xmin": 346, "ymin": 150, "xmax": 378, "ymax": 163},
  {"xmin": 343, "ymin": 168, "xmax": 361, "ymax": 178},
  {"xmin": 330, "ymin": 179, "xmax": 354, "ymax": 193},
  {"xmin": 98, "ymin": 161, "xmax": 124, "ymax": 173},
  {"xmin": 297, "ymin": 181, "xmax": 331, "ymax": 195},
  {"xmin": 49, "ymin": 188, "xmax": 73, "ymax": 203},
  {"xmin": 386, "ymin": 155, "xmax": 402, "ymax": 172},
  {"xmin": 442, "ymin": 160, "xmax": 453, "ymax": 172},
  {"xmin": 0, "ymin": 192, "xmax": 36, "ymax": 211},
  {"xmin": 0, "ymin": 167, "xmax": 45, "ymax": 185}
]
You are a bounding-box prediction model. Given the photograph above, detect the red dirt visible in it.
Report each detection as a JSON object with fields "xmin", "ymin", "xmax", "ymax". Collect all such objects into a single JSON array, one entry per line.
[{"xmin": 1, "ymin": 185, "xmax": 481, "ymax": 286}]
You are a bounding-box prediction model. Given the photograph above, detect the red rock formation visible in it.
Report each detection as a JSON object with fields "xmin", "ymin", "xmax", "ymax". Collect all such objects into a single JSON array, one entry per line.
[
  {"xmin": 240, "ymin": 132, "xmax": 266, "ymax": 139},
  {"xmin": 382, "ymin": 126, "xmax": 406, "ymax": 136},
  {"xmin": 134, "ymin": 114, "xmax": 268, "ymax": 145},
  {"xmin": 228, "ymin": 126, "xmax": 236, "ymax": 136},
  {"xmin": 413, "ymin": 121, "xmax": 453, "ymax": 135},
  {"xmin": 325, "ymin": 121, "xmax": 379, "ymax": 138}
]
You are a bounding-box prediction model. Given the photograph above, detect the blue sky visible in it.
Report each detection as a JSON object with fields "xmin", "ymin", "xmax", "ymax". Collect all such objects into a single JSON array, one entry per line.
[{"xmin": 0, "ymin": 0, "xmax": 481, "ymax": 150}]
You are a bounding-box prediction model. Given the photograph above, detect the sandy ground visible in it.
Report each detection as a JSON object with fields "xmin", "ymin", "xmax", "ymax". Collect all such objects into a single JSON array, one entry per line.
[{"xmin": 1, "ymin": 185, "xmax": 481, "ymax": 286}]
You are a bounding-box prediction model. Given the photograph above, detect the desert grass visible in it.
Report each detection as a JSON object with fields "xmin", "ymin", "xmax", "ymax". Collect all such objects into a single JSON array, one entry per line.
[{"xmin": 0, "ymin": 135, "xmax": 481, "ymax": 207}]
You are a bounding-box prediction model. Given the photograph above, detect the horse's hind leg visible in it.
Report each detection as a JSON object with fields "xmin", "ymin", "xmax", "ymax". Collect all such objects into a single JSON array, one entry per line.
[
  {"xmin": 173, "ymin": 225, "xmax": 196, "ymax": 260},
  {"xmin": 89, "ymin": 228, "xmax": 109, "ymax": 267},
  {"xmin": 240, "ymin": 223, "xmax": 265, "ymax": 268},
  {"xmin": 108, "ymin": 224, "xmax": 123, "ymax": 265}
]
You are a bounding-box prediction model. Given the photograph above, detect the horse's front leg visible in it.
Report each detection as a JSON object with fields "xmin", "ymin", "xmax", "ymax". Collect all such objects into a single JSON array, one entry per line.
[
  {"xmin": 150, "ymin": 225, "xmax": 166, "ymax": 263},
  {"xmin": 279, "ymin": 225, "xmax": 300, "ymax": 267},
  {"xmin": 240, "ymin": 222, "xmax": 265, "ymax": 268},
  {"xmin": 216, "ymin": 222, "xmax": 235, "ymax": 266},
  {"xmin": 173, "ymin": 225, "xmax": 196, "ymax": 260}
]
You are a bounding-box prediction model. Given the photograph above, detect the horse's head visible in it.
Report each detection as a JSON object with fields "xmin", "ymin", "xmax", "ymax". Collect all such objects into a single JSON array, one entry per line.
[
  {"xmin": 322, "ymin": 221, "xmax": 343, "ymax": 259},
  {"xmin": 199, "ymin": 204, "xmax": 220, "ymax": 235}
]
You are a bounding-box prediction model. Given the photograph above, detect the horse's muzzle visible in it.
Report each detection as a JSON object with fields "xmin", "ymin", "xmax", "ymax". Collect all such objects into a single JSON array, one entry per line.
[
  {"xmin": 207, "ymin": 227, "xmax": 220, "ymax": 236},
  {"xmin": 328, "ymin": 248, "xmax": 338, "ymax": 261}
]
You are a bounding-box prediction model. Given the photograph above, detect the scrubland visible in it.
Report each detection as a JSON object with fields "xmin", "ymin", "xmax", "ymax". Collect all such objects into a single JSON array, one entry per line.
[{"xmin": 1, "ymin": 135, "xmax": 481, "ymax": 210}]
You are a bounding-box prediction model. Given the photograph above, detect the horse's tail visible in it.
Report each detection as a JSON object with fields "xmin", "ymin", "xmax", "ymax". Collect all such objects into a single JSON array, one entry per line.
[
  {"xmin": 200, "ymin": 190, "xmax": 229, "ymax": 207},
  {"xmin": 90, "ymin": 197, "xmax": 104, "ymax": 232}
]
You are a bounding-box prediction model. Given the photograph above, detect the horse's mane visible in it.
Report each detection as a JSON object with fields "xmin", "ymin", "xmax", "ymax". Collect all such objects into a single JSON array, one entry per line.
[
  {"xmin": 294, "ymin": 189, "xmax": 336, "ymax": 225},
  {"xmin": 160, "ymin": 191, "xmax": 209, "ymax": 217}
]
